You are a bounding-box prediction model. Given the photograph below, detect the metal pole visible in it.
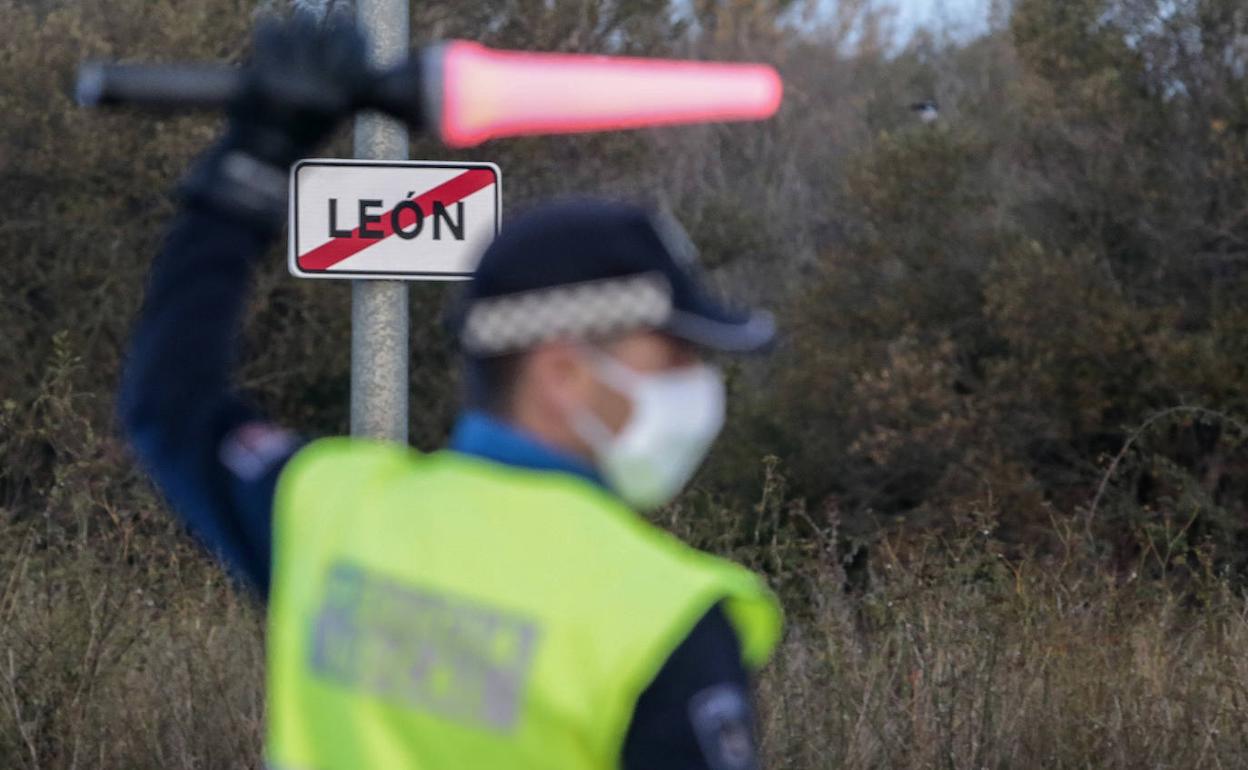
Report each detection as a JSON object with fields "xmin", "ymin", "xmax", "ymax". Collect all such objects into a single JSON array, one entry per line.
[{"xmin": 351, "ymin": 0, "xmax": 409, "ymax": 441}]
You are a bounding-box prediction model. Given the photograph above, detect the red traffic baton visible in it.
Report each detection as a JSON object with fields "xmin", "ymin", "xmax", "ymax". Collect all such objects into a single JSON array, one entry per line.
[{"xmin": 76, "ymin": 40, "xmax": 783, "ymax": 146}]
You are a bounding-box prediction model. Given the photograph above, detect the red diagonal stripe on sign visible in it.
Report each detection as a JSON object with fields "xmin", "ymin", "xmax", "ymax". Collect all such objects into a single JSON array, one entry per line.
[{"xmin": 299, "ymin": 168, "xmax": 496, "ymax": 271}]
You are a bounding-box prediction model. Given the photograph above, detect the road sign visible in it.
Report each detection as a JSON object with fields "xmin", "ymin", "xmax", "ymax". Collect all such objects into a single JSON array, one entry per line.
[{"xmin": 290, "ymin": 159, "xmax": 501, "ymax": 281}]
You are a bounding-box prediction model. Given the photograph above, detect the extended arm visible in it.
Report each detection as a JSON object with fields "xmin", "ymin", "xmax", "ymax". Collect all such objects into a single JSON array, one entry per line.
[
  {"xmin": 117, "ymin": 18, "xmax": 369, "ymax": 596},
  {"xmin": 119, "ymin": 205, "xmax": 297, "ymax": 594}
]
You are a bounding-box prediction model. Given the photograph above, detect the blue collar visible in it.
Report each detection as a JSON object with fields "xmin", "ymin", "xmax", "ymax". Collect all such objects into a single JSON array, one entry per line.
[{"xmin": 449, "ymin": 410, "xmax": 604, "ymax": 487}]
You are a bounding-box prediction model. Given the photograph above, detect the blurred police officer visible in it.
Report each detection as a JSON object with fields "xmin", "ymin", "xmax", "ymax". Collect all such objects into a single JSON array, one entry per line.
[{"xmin": 120, "ymin": 16, "xmax": 781, "ymax": 770}]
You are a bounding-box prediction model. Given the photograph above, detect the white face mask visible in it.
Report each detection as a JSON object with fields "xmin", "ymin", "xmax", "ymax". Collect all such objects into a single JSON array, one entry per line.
[{"xmin": 568, "ymin": 351, "xmax": 726, "ymax": 510}]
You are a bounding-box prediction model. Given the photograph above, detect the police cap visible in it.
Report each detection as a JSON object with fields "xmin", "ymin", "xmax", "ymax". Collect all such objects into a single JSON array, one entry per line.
[{"xmin": 450, "ymin": 199, "xmax": 775, "ymax": 357}]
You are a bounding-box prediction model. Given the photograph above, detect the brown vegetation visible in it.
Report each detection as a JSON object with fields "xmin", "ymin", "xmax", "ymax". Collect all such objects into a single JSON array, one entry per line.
[{"xmin": 3, "ymin": 0, "xmax": 1248, "ymax": 767}]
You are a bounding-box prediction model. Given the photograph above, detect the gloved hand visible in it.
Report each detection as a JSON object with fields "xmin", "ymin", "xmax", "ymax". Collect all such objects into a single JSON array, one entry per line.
[{"xmin": 183, "ymin": 14, "xmax": 370, "ymax": 230}]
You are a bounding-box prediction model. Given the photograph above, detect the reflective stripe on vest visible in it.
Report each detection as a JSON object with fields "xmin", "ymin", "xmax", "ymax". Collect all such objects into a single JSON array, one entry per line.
[{"xmin": 265, "ymin": 438, "xmax": 782, "ymax": 770}]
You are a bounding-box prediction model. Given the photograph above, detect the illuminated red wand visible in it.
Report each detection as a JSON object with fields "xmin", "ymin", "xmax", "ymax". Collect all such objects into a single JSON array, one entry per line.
[{"xmin": 76, "ymin": 40, "xmax": 783, "ymax": 145}]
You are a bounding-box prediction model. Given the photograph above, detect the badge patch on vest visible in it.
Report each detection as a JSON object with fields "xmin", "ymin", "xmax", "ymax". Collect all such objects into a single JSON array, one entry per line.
[
  {"xmin": 308, "ymin": 562, "xmax": 541, "ymax": 732},
  {"xmin": 689, "ymin": 684, "xmax": 760, "ymax": 770}
]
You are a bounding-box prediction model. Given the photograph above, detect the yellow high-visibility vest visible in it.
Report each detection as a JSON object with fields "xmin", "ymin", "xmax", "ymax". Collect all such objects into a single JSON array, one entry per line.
[{"xmin": 265, "ymin": 438, "xmax": 781, "ymax": 770}]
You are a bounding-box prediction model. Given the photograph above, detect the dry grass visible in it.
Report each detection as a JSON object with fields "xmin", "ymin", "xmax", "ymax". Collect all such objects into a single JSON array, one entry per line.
[
  {"xmin": 5, "ymin": 469, "xmax": 1248, "ymax": 769},
  {"xmin": 677, "ymin": 461, "xmax": 1248, "ymax": 769},
  {"xmin": 6, "ymin": 336, "xmax": 1248, "ymax": 768},
  {"xmin": 758, "ymin": 550, "xmax": 1248, "ymax": 769},
  {"xmin": 0, "ymin": 529, "xmax": 265, "ymax": 770}
]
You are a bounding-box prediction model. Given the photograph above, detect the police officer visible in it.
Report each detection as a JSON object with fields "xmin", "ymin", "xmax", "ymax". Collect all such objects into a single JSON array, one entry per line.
[{"xmin": 120, "ymin": 17, "xmax": 781, "ymax": 770}]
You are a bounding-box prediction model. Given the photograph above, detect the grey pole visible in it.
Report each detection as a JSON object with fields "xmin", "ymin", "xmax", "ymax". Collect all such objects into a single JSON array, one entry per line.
[{"xmin": 351, "ymin": 0, "xmax": 410, "ymax": 441}]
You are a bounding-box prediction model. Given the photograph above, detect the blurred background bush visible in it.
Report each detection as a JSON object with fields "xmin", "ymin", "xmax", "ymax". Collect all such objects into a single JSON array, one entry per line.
[{"xmin": 3, "ymin": 0, "xmax": 1248, "ymax": 766}]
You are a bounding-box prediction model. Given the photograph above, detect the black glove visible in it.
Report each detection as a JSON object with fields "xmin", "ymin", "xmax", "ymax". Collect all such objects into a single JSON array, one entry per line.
[{"xmin": 183, "ymin": 14, "xmax": 370, "ymax": 231}]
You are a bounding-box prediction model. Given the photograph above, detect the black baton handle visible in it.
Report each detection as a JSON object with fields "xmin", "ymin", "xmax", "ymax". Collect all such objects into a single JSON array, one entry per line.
[
  {"xmin": 75, "ymin": 58, "xmax": 427, "ymax": 129},
  {"xmin": 76, "ymin": 63, "xmax": 241, "ymax": 109}
]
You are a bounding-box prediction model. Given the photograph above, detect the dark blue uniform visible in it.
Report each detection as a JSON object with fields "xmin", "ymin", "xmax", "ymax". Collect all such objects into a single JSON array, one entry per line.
[{"xmin": 119, "ymin": 202, "xmax": 762, "ymax": 770}]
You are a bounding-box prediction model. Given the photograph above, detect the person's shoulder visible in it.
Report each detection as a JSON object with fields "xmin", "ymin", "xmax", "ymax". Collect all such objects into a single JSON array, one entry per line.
[
  {"xmin": 276, "ymin": 437, "xmax": 421, "ymax": 502},
  {"xmin": 288, "ymin": 436, "xmax": 417, "ymax": 469}
]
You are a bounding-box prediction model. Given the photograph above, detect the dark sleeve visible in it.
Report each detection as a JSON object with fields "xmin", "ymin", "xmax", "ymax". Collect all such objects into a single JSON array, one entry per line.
[
  {"xmin": 622, "ymin": 603, "xmax": 762, "ymax": 770},
  {"xmin": 118, "ymin": 203, "xmax": 300, "ymax": 597}
]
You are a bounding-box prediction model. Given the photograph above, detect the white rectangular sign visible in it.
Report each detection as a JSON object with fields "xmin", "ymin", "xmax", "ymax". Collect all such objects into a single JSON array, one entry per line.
[{"xmin": 289, "ymin": 159, "xmax": 501, "ymax": 280}]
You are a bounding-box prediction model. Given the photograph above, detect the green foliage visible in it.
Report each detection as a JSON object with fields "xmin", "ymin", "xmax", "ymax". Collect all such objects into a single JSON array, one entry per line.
[{"xmin": 751, "ymin": 0, "xmax": 1248, "ymax": 579}]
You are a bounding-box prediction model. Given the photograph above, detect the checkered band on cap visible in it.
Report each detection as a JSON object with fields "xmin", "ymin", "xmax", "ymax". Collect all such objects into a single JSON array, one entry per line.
[{"xmin": 461, "ymin": 272, "xmax": 674, "ymax": 355}]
